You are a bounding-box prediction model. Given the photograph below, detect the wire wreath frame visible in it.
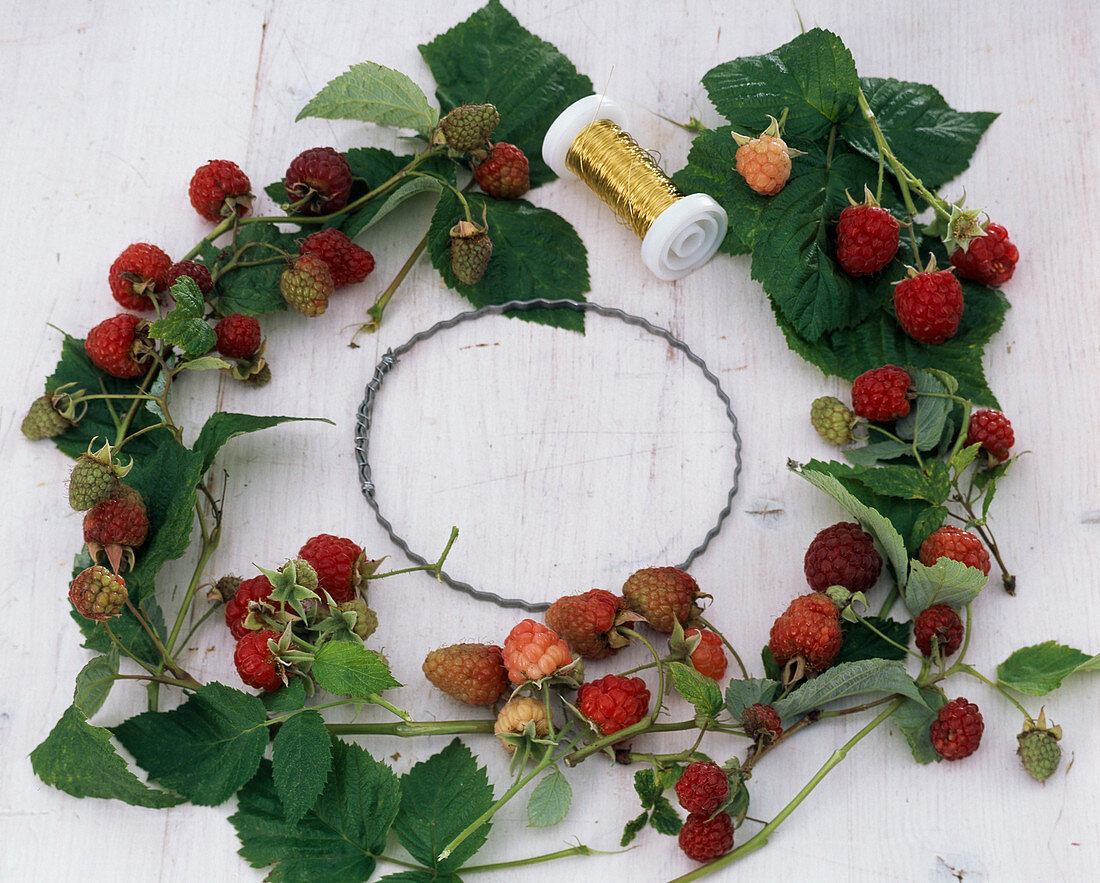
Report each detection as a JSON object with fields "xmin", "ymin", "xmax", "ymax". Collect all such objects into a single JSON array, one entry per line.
[{"xmin": 355, "ymin": 298, "xmax": 743, "ymax": 612}]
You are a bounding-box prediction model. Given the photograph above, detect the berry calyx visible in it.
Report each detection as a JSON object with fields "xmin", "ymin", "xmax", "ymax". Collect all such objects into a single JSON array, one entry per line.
[
  {"xmin": 850, "ymin": 365, "xmax": 911, "ymax": 422},
  {"xmin": 84, "ymin": 313, "xmax": 153, "ymax": 379},
  {"xmin": 284, "ymin": 147, "xmax": 353, "ymax": 215},
  {"xmin": 473, "ymin": 142, "xmax": 530, "ymax": 199},
  {"xmin": 21, "ymin": 391, "xmax": 79, "ymax": 440},
  {"xmin": 234, "ymin": 630, "xmax": 285, "ymax": 692},
  {"xmin": 576, "ymin": 673, "xmax": 651, "ymax": 737},
  {"xmin": 281, "ymin": 253, "xmax": 334, "ymax": 317},
  {"xmin": 108, "ymin": 242, "xmax": 172, "ymax": 310},
  {"xmin": 214, "ymin": 313, "xmax": 262, "ymax": 359},
  {"xmin": 919, "ymin": 525, "xmax": 991, "ymax": 576},
  {"xmin": 545, "ymin": 588, "xmax": 626, "ymax": 660},
  {"xmin": 188, "ymin": 159, "xmax": 253, "ymax": 222},
  {"xmin": 965, "ymin": 409, "xmax": 1015, "ymax": 464},
  {"xmin": 621, "ymin": 566, "xmax": 702, "ymax": 634},
  {"xmin": 768, "ymin": 592, "xmax": 843, "ymax": 674},
  {"xmin": 297, "ymin": 534, "xmax": 370, "ymax": 605},
  {"xmin": 501, "ymin": 619, "xmax": 573, "ymax": 685},
  {"xmin": 422, "ymin": 643, "xmax": 509, "ymax": 707},
  {"xmin": 298, "ymin": 228, "xmax": 375, "ymax": 289},
  {"xmin": 224, "ymin": 574, "xmax": 277, "ymax": 640},
  {"xmin": 810, "ymin": 395, "xmax": 857, "ymax": 446},
  {"xmin": 950, "ymin": 222, "xmax": 1018, "ymax": 286},
  {"xmin": 803, "ymin": 521, "xmax": 882, "ymax": 593},
  {"xmin": 675, "ymin": 761, "xmax": 730, "ymax": 815},
  {"xmin": 893, "ymin": 259, "xmax": 964, "ymax": 344},
  {"xmin": 68, "ymin": 439, "xmax": 130, "ymax": 511},
  {"xmin": 69, "ymin": 565, "xmax": 128, "ymax": 621},
  {"xmin": 685, "ymin": 627, "xmax": 728, "ymax": 681},
  {"xmin": 1017, "ymin": 711, "xmax": 1062, "ymax": 781},
  {"xmin": 913, "ymin": 604, "xmax": 964, "ymax": 658},
  {"xmin": 929, "ymin": 697, "xmax": 984, "ymax": 760},
  {"xmin": 678, "ymin": 811, "xmax": 735, "ymax": 863},
  {"xmin": 836, "ymin": 191, "xmax": 900, "ymax": 276},
  {"xmin": 448, "ymin": 218, "xmax": 493, "ymax": 285}
]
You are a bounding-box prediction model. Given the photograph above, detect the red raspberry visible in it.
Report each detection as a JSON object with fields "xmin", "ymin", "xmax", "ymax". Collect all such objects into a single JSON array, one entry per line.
[
  {"xmin": 919, "ymin": 526, "xmax": 991, "ymax": 576},
  {"xmin": 109, "ymin": 242, "xmax": 172, "ymax": 310},
  {"xmin": 297, "ymin": 534, "xmax": 366, "ymax": 604},
  {"xmin": 850, "ymin": 365, "xmax": 911, "ymax": 422},
  {"xmin": 576, "ymin": 674, "xmax": 650, "ymax": 737},
  {"xmin": 741, "ymin": 703, "xmax": 783, "ymax": 743},
  {"xmin": 544, "ymin": 588, "xmax": 624, "ymax": 660},
  {"xmin": 674, "ymin": 761, "xmax": 730, "ymax": 815},
  {"xmin": 622, "ymin": 566, "xmax": 700, "ymax": 634},
  {"xmin": 473, "ymin": 142, "xmax": 530, "ymax": 199},
  {"xmin": 965, "ymin": 409, "xmax": 1015, "ymax": 463},
  {"xmin": 803, "ymin": 521, "xmax": 882, "ymax": 593},
  {"xmin": 224, "ymin": 574, "xmax": 276, "ymax": 640},
  {"xmin": 284, "ymin": 147, "xmax": 353, "ymax": 215},
  {"xmin": 950, "ymin": 223, "xmax": 1018, "ymax": 286},
  {"xmin": 280, "ymin": 253, "xmax": 334, "ymax": 317},
  {"xmin": 735, "ymin": 133, "xmax": 791, "ymax": 196},
  {"xmin": 501, "ymin": 619, "xmax": 573, "ymax": 685},
  {"xmin": 85, "ymin": 313, "xmax": 152, "ymax": 379},
  {"xmin": 298, "ymin": 229, "xmax": 375, "ymax": 289},
  {"xmin": 215, "ymin": 313, "xmax": 262, "ymax": 359},
  {"xmin": 422, "ymin": 643, "xmax": 509, "ymax": 706},
  {"xmin": 234, "ymin": 630, "xmax": 284, "ymax": 692},
  {"xmin": 83, "ymin": 485, "xmax": 149, "ymax": 551},
  {"xmin": 685, "ymin": 628, "xmax": 728, "ymax": 681},
  {"xmin": 836, "ymin": 204, "xmax": 900, "ymax": 275},
  {"xmin": 913, "ymin": 604, "xmax": 964, "ymax": 658},
  {"xmin": 69, "ymin": 565, "xmax": 128, "ymax": 622},
  {"xmin": 166, "ymin": 260, "xmax": 214, "ymax": 296},
  {"xmin": 768, "ymin": 592, "xmax": 843, "ymax": 673},
  {"xmin": 189, "ymin": 159, "xmax": 253, "ymax": 222},
  {"xmin": 678, "ymin": 811, "xmax": 735, "ymax": 863},
  {"xmin": 929, "ymin": 697, "xmax": 984, "ymax": 760},
  {"xmin": 893, "ymin": 268, "xmax": 964, "ymax": 344}
]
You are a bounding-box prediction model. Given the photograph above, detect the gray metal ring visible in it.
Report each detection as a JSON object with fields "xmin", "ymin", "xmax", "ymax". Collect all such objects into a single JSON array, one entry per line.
[{"xmin": 354, "ymin": 298, "xmax": 743, "ymax": 612}]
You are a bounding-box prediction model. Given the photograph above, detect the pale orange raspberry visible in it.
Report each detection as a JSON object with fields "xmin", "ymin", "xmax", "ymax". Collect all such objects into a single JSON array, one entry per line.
[
  {"xmin": 501, "ymin": 619, "xmax": 573, "ymax": 684},
  {"xmin": 735, "ymin": 134, "xmax": 792, "ymax": 195}
]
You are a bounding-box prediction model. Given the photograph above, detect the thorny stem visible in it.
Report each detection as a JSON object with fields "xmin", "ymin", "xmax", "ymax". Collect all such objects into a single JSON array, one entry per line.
[
  {"xmin": 354, "ymin": 234, "xmax": 428, "ymax": 340},
  {"xmin": 366, "ymin": 527, "xmax": 459, "ymax": 580},
  {"xmin": 741, "ymin": 711, "xmax": 820, "ymax": 775},
  {"xmin": 698, "ymin": 616, "xmax": 749, "ymax": 679},
  {"xmin": 955, "ymin": 664, "xmax": 1031, "ymax": 718},
  {"xmin": 125, "ymin": 599, "xmax": 198, "ymax": 685},
  {"xmin": 668, "ymin": 700, "xmax": 903, "ymax": 882},
  {"xmin": 113, "ymin": 673, "xmax": 202, "ymax": 690},
  {"xmin": 103, "ymin": 622, "xmax": 161, "ymax": 677},
  {"xmin": 165, "ymin": 499, "xmax": 223, "ymax": 655},
  {"xmin": 460, "ymin": 843, "xmax": 608, "ymax": 872},
  {"xmin": 327, "ymin": 719, "xmax": 496, "ymax": 737},
  {"xmin": 817, "ymin": 694, "xmax": 898, "ymax": 719}
]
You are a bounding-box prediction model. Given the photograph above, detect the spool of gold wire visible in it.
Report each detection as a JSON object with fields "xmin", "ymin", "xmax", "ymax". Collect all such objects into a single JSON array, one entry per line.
[{"xmin": 543, "ymin": 94, "xmax": 727, "ymax": 281}]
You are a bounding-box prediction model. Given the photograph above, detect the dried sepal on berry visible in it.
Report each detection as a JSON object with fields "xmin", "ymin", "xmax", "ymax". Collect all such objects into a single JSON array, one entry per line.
[
  {"xmin": 68, "ymin": 438, "xmax": 131, "ymax": 511},
  {"xmin": 21, "ymin": 385, "xmax": 85, "ymax": 440},
  {"xmin": 1017, "ymin": 710, "xmax": 1062, "ymax": 782},
  {"xmin": 448, "ymin": 217, "xmax": 493, "ymax": 285},
  {"xmin": 494, "ymin": 696, "xmax": 551, "ymax": 755}
]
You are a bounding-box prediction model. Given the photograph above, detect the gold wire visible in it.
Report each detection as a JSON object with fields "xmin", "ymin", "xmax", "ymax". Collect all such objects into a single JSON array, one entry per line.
[{"xmin": 564, "ymin": 118, "xmax": 683, "ymax": 240}]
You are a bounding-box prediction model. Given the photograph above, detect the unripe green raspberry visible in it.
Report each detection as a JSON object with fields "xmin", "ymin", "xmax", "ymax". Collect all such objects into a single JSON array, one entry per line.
[
  {"xmin": 1017, "ymin": 729, "xmax": 1061, "ymax": 781},
  {"xmin": 810, "ymin": 396, "xmax": 857, "ymax": 446},
  {"xmin": 449, "ymin": 219, "xmax": 493, "ymax": 285},
  {"xmin": 338, "ymin": 600, "xmax": 378, "ymax": 640},
  {"xmin": 438, "ymin": 103, "xmax": 500, "ymax": 153},
  {"xmin": 22, "ymin": 393, "xmax": 76, "ymax": 440},
  {"xmin": 281, "ymin": 253, "xmax": 333, "ymax": 317},
  {"xmin": 69, "ymin": 565, "xmax": 128, "ymax": 621}
]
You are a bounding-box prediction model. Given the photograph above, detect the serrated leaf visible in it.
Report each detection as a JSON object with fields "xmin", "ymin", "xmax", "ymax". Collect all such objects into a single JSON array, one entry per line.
[
  {"xmin": 904, "ymin": 558, "xmax": 986, "ymax": 617},
  {"xmin": 633, "ymin": 768, "xmax": 661, "ymax": 806},
  {"xmin": 73, "ymin": 652, "xmax": 119, "ymax": 717},
  {"xmin": 891, "ymin": 689, "xmax": 946, "ymax": 764},
  {"xmin": 773, "ymin": 658, "xmax": 927, "ymax": 719},
  {"xmin": 834, "ymin": 616, "xmax": 911, "ymax": 665},
  {"xmin": 147, "ymin": 277, "xmax": 216, "ymax": 355},
  {"xmin": 263, "ymin": 678, "xmax": 307, "ymax": 714},
  {"xmin": 192, "ymin": 411, "xmax": 328, "ymax": 473},
  {"xmin": 180, "ymin": 355, "xmax": 233, "ymax": 372},
  {"xmin": 312, "ymin": 641, "xmax": 401, "ymax": 699},
  {"xmin": 724, "ymin": 678, "xmax": 780, "ymax": 720},
  {"xmin": 841, "ymin": 77, "xmax": 997, "ymax": 189},
  {"xmin": 793, "ymin": 463, "xmax": 909, "ymax": 587},
  {"xmin": 273, "ymin": 710, "xmax": 333, "ymax": 824},
  {"xmin": 950, "ymin": 442, "xmax": 983, "ymax": 474},
  {"xmin": 427, "ymin": 189, "xmax": 588, "ymax": 331},
  {"xmin": 997, "ymin": 641, "xmax": 1099, "ymax": 696},
  {"xmin": 844, "ymin": 461, "xmax": 951, "ymax": 505},
  {"xmin": 297, "ymin": 62, "xmax": 438, "ymax": 136},
  {"xmin": 761, "ymin": 645, "xmax": 781, "ymax": 682},
  {"xmin": 340, "ymin": 147, "xmax": 456, "ymax": 239},
  {"xmin": 419, "ymin": 0, "xmax": 593, "ymax": 185},
  {"xmin": 31, "ymin": 705, "xmax": 184, "ymax": 808},
  {"xmin": 648, "ymin": 797, "xmax": 683, "ymax": 836},
  {"xmin": 668, "ymin": 662, "xmax": 724, "ymax": 719},
  {"xmin": 527, "ymin": 768, "xmax": 572, "ymax": 828},
  {"xmin": 702, "ymin": 28, "xmax": 859, "ymax": 140},
  {"xmin": 231, "ymin": 740, "xmax": 401, "ymax": 883},
  {"xmin": 728, "ymin": 780, "xmax": 750, "ymax": 821},
  {"xmin": 395, "ymin": 739, "xmax": 493, "ymax": 873},
  {"xmin": 910, "ymin": 506, "xmax": 949, "ymax": 550},
  {"xmin": 895, "ymin": 369, "xmax": 951, "ymax": 451},
  {"xmin": 621, "ymin": 811, "xmax": 649, "ymax": 847},
  {"xmin": 213, "ymin": 223, "xmax": 299, "ymax": 315},
  {"xmin": 842, "ymin": 439, "xmax": 912, "ymax": 467},
  {"xmin": 112, "ymin": 682, "xmax": 268, "ymax": 806}
]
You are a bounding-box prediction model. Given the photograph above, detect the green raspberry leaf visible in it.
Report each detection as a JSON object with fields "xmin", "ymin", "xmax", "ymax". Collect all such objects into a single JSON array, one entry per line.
[
  {"xmin": 648, "ymin": 796, "xmax": 684, "ymax": 836},
  {"xmin": 341, "ymin": 147, "xmax": 456, "ymax": 239},
  {"xmin": 904, "ymin": 558, "xmax": 987, "ymax": 617},
  {"xmin": 213, "ymin": 223, "xmax": 299, "ymax": 316},
  {"xmin": 72, "ymin": 651, "xmax": 119, "ymax": 718},
  {"xmin": 773, "ymin": 658, "xmax": 927, "ymax": 719},
  {"xmin": 843, "ymin": 461, "xmax": 951, "ymax": 506},
  {"xmin": 895, "ymin": 369, "xmax": 952, "ymax": 452},
  {"xmin": 427, "ymin": 189, "xmax": 589, "ymax": 332},
  {"xmin": 668, "ymin": 661, "xmax": 724, "ymax": 719},
  {"xmin": 724, "ymin": 678, "xmax": 780, "ymax": 720},
  {"xmin": 112, "ymin": 682, "xmax": 268, "ymax": 806},
  {"xmin": 272, "ymin": 710, "xmax": 333, "ymax": 825},
  {"xmin": 761, "ymin": 645, "xmax": 782, "ymax": 682},
  {"xmin": 231, "ymin": 740, "xmax": 401, "ymax": 883},
  {"xmin": 633, "ymin": 768, "xmax": 661, "ymax": 807},
  {"xmin": 950, "ymin": 442, "xmax": 983, "ymax": 475},
  {"xmin": 147, "ymin": 277, "xmax": 216, "ymax": 355},
  {"xmin": 31, "ymin": 705, "xmax": 184, "ymax": 808},
  {"xmin": 297, "ymin": 61, "xmax": 439, "ymax": 137},
  {"xmin": 841, "ymin": 78, "xmax": 998, "ymax": 189},
  {"xmin": 263, "ymin": 678, "xmax": 308, "ymax": 714},
  {"xmin": 621, "ymin": 810, "xmax": 650, "ymax": 847},
  {"xmin": 419, "ymin": 0, "xmax": 593, "ymax": 186},
  {"xmin": 997, "ymin": 641, "xmax": 1100, "ymax": 696},
  {"xmin": 527, "ymin": 768, "xmax": 572, "ymax": 828},
  {"xmin": 833, "ymin": 616, "xmax": 911, "ymax": 665},
  {"xmin": 702, "ymin": 29, "xmax": 860, "ymax": 140},
  {"xmin": 395, "ymin": 739, "xmax": 493, "ymax": 874},
  {"xmin": 892, "ymin": 689, "xmax": 947, "ymax": 764},
  {"xmin": 192, "ymin": 412, "xmax": 330, "ymax": 473},
  {"xmin": 312, "ymin": 640, "xmax": 402, "ymax": 699}
]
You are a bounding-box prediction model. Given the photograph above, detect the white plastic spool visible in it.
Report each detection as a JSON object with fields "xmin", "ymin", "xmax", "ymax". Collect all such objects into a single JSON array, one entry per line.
[{"xmin": 542, "ymin": 94, "xmax": 728, "ymax": 282}]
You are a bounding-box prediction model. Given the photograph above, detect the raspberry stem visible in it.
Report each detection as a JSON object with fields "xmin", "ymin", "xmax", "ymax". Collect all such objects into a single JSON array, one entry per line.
[
  {"xmin": 948, "ymin": 473, "xmax": 1016, "ymax": 594},
  {"xmin": 355, "ymin": 234, "xmax": 429, "ymax": 339},
  {"xmin": 326, "ymin": 719, "xmax": 497, "ymax": 737},
  {"xmin": 954, "ymin": 663, "xmax": 1032, "ymax": 718},
  {"xmin": 460, "ymin": 842, "xmax": 609, "ymax": 872}
]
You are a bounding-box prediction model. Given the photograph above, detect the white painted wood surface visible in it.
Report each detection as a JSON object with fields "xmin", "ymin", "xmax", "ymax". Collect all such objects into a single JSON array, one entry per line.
[{"xmin": 3, "ymin": 1, "xmax": 1098, "ymax": 880}]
